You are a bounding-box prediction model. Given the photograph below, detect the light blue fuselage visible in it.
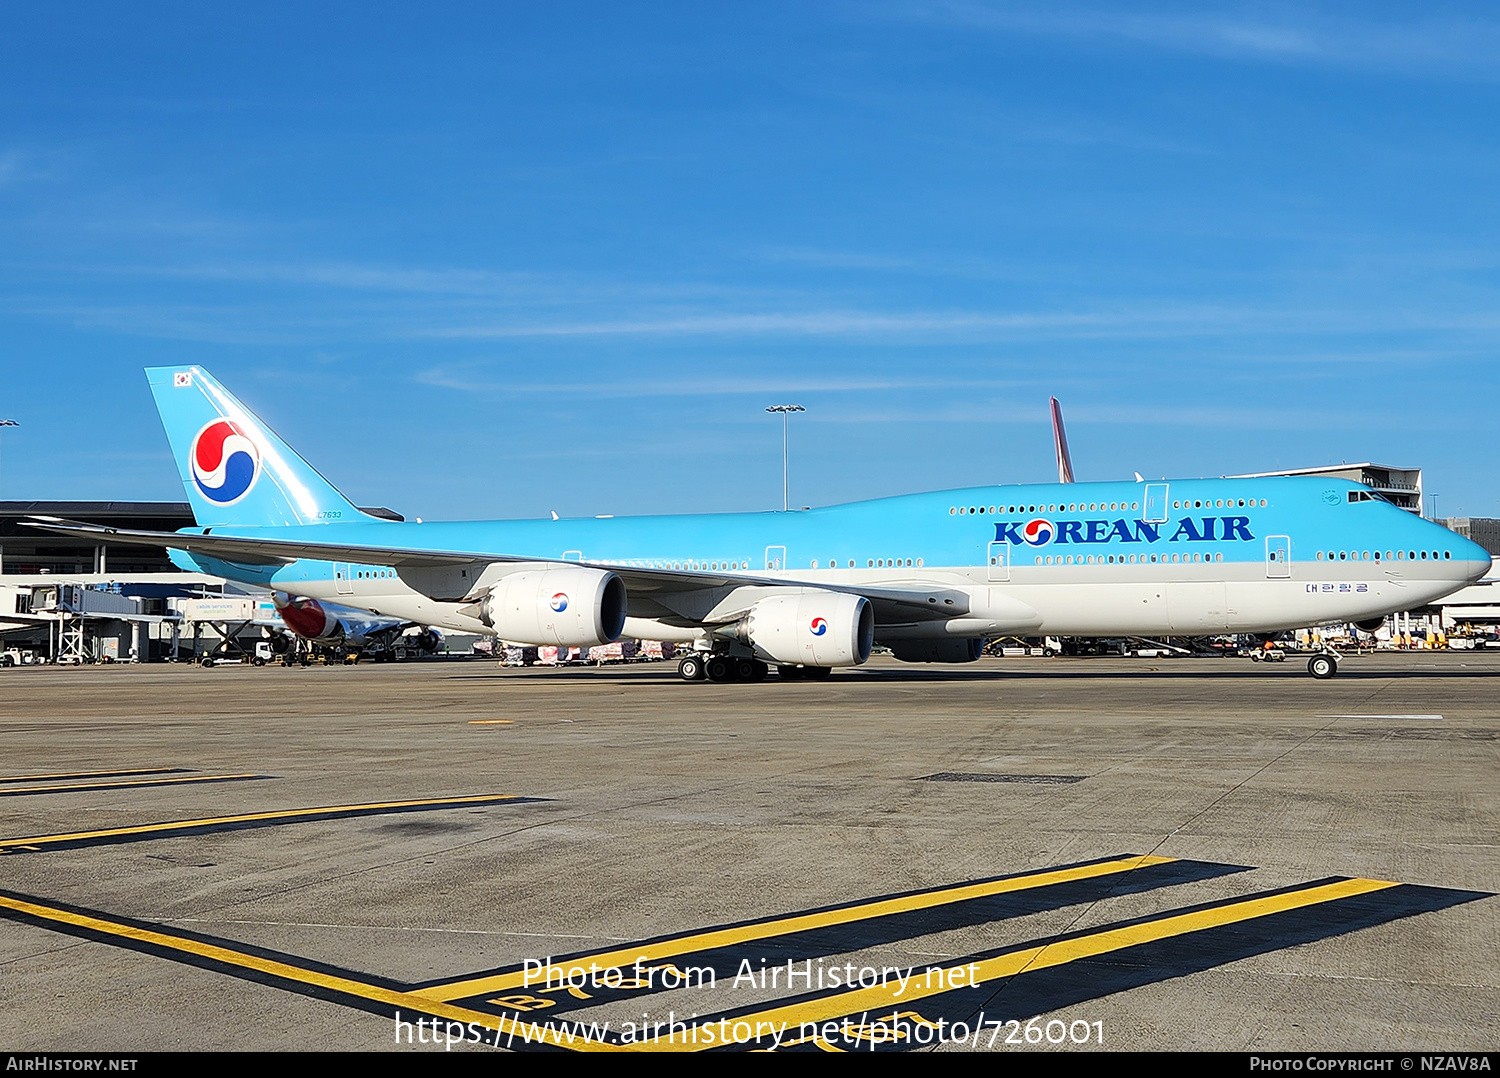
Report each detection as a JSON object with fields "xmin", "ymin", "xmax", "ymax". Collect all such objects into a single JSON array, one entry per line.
[{"xmin": 171, "ymin": 476, "xmax": 1489, "ymax": 640}]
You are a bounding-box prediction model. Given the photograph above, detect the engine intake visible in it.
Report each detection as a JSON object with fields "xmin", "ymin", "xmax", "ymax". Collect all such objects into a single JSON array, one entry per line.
[
  {"xmin": 479, "ymin": 567, "xmax": 627, "ymax": 648},
  {"xmin": 735, "ymin": 591, "xmax": 873, "ymax": 667}
]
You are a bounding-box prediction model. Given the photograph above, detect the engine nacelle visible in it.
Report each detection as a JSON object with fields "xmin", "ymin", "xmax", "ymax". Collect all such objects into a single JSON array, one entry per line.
[
  {"xmin": 274, "ymin": 594, "xmax": 343, "ymax": 643},
  {"xmin": 1354, "ymin": 617, "xmax": 1386, "ymax": 633},
  {"xmin": 479, "ymin": 567, "xmax": 627, "ymax": 648},
  {"xmin": 886, "ymin": 638, "xmax": 985, "ymax": 664},
  {"xmin": 736, "ymin": 591, "xmax": 873, "ymax": 667}
]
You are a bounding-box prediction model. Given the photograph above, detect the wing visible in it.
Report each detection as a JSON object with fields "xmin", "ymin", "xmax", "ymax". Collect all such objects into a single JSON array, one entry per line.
[{"xmin": 21, "ymin": 517, "xmax": 980, "ymax": 625}]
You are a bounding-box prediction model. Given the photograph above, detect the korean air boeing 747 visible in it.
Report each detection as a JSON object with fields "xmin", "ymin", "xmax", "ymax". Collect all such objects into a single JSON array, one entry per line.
[{"xmin": 28, "ymin": 367, "xmax": 1490, "ymax": 682}]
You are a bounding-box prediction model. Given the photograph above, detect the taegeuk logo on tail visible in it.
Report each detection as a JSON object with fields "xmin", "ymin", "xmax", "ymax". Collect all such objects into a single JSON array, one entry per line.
[{"xmin": 190, "ymin": 419, "xmax": 261, "ymax": 505}]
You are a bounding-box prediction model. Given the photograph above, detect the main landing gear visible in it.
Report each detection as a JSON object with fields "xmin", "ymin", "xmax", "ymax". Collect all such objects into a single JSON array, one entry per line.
[
  {"xmin": 1307, "ymin": 653, "xmax": 1339, "ymax": 680},
  {"xmin": 677, "ymin": 654, "xmax": 767, "ymax": 682},
  {"xmin": 677, "ymin": 655, "xmax": 828, "ymax": 683}
]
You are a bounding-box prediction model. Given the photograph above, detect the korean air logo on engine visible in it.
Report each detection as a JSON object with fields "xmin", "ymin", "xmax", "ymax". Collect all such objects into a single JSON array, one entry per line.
[
  {"xmin": 190, "ymin": 419, "xmax": 260, "ymax": 505},
  {"xmin": 549, "ymin": 593, "xmax": 569, "ymax": 613},
  {"xmin": 1021, "ymin": 518, "xmax": 1055, "ymax": 546},
  {"xmin": 809, "ymin": 617, "xmax": 828, "ymax": 636}
]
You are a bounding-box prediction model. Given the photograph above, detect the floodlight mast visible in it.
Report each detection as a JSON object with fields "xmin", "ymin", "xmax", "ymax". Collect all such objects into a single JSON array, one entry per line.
[
  {"xmin": 0, "ymin": 420, "xmax": 16, "ymax": 502},
  {"xmin": 765, "ymin": 405, "xmax": 805, "ymax": 512}
]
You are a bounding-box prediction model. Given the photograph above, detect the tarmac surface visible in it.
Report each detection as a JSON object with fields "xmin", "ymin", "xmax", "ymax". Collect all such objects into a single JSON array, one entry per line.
[{"xmin": 0, "ymin": 652, "xmax": 1496, "ymax": 1053}]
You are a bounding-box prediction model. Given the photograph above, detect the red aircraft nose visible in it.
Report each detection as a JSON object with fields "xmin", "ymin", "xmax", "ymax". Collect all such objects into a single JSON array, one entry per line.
[{"xmin": 275, "ymin": 594, "xmax": 338, "ymax": 640}]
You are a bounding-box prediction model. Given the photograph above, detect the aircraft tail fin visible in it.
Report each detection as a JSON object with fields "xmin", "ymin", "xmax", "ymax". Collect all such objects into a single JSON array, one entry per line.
[
  {"xmin": 146, "ymin": 366, "xmax": 367, "ymax": 527},
  {"xmin": 1050, "ymin": 396, "xmax": 1076, "ymax": 484}
]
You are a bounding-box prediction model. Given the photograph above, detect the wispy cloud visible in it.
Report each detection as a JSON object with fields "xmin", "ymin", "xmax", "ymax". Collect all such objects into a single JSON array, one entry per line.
[
  {"xmin": 410, "ymin": 301, "xmax": 1500, "ymax": 341},
  {"xmin": 816, "ymin": 401, "xmax": 1394, "ymax": 430},
  {"xmin": 45, "ymin": 257, "xmax": 784, "ymax": 308},
  {"xmin": 412, "ymin": 366, "xmax": 1038, "ymax": 398},
  {"xmin": 751, "ymin": 246, "xmax": 922, "ymax": 272},
  {"xmin": 18, "ymin": 289, "xmax": 1500, "ymax": 348},
  {"xmin": 414, "ymin": 305, "xmax": 1255, "ymax": 339},
  {"xmin": 904, "ymin": 2, "xmax": 1500, "ymax": 77}
]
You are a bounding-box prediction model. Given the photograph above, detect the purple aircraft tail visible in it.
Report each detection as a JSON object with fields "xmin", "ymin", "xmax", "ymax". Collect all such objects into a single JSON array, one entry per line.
[{"xmin": 1051, "ymin": 396, "xmax": 1075, "ymax": 484}]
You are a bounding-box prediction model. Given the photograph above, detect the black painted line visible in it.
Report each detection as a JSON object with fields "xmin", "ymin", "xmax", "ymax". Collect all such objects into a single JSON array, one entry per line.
[{"xmin": 0, "ymin": 767, "xmax": 194, "ymax": 785}]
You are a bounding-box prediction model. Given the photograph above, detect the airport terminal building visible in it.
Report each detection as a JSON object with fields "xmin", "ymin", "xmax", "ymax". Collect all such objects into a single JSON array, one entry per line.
[{"xmin": 0, "ymin": 501, "xmax": 402, "ymax": 664}]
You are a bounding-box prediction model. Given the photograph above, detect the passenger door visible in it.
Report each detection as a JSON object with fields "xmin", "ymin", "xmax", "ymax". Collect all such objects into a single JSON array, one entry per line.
[
  {"xmin": 1144, "ymin": 484, "xmax": 1170, "ymax": 523},
  {"xmin": 1265, "ymin": 535, "xmax": 1291, "ymax": 578},
  {"xmin": 987, "ymin": 541, "xmax": 1011, "ymax": 581}
]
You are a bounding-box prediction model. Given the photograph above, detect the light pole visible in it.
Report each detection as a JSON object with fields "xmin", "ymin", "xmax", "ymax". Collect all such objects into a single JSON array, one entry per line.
[
  {"xmin": 0, "ymin": 420, "xmax": 14, "ymax": 576},
  {"xmin": 0, "ymin": 419, "xmax": 15, "ymax": 499},
  {"xmin": 765, "ymin": 405, "xmax": 804, "ymax": 512}
]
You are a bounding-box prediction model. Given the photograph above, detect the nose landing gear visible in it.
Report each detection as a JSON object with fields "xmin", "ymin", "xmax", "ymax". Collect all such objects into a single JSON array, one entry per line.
[{"xmin": 1307, "ymin": 653, "xmax": 1339, "ymax": 679}]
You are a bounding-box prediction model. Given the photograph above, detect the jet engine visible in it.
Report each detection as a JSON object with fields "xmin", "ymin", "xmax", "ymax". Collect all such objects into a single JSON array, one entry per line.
[
  {"xmin": 1354, "ymin": 617, "xmax": 1386, "ymax": 633},
  {"xmin": 733, "ymin": 591, "xmax": 873, "ymax": 667},
  {"xmin": 479, "ymin": 567, "xmax": 627, "ymax": 648},
  {"xmin": 885, "ymin": 638, "xmax": 985, "ymax": 664},
  {"xmin": 406, "ymin": 627, "xmax": 444, "ymax": 654}
]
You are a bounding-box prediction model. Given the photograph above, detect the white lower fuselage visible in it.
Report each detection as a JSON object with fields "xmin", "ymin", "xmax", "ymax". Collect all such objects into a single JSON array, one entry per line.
[{"xmin": 291, "ymin": 558, "xmax": 1466, "ymax": 644}]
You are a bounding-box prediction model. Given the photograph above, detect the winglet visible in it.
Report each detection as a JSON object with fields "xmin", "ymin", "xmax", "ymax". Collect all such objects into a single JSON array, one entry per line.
[{"xmin": 1050, "ymin": 396, "xmax": 1075, "ymax": 484}]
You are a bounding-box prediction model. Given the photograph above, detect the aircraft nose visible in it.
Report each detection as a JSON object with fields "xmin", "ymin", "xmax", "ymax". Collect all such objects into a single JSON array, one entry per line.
[
  {"xmin": 1424, "ymin": 516, "xmax": 1492, "ymax": 584},
  {"xmin": 1461, "ymin": 542, "xmax": 1493, "ymax": 584},
  {"xmin": 1443, "ymin": 530, "xmax": 1493, "ymax": 583}
]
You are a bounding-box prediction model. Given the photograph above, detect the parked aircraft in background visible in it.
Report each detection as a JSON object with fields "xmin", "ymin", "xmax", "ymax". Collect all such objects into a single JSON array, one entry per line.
[
  {"xmin": 1051, "ymin": 396, "xmax": 1075, "ymax": 484},
  {"xmin": 271, "ymin": 592, "xmax": 442, "ymax": 662},
  {"xmin": 26, "ymin": 367, "xmax": 1490, "ymax": 682}
]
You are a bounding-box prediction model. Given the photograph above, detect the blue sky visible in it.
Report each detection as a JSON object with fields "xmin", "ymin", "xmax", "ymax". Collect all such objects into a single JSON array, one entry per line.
[{"xmin": 2, "ymin": 2, "xmax": 1498, "ymax": 521}]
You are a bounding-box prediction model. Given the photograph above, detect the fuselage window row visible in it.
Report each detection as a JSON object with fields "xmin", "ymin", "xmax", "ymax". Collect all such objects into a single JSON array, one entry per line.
[
  {"xmin": 1033, "ymin": 552, "xmax": 1227, "ymax": 566},
  {"xmin": 805, "ymin": 558, "xmax": 924, "ymax": 569},
  {"xmin": 1315, "ymin": 550, "xmax": 1451, "ymax": 562},
  {"xmin": 950, "ymin": 498, "xmax": 1270, "ymax": 516}
]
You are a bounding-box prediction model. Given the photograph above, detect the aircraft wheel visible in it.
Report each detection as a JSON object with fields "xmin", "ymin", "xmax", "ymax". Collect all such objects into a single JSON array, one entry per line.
[
  {"xmin": 777, "ymin": 664, "xmax": 804, "ymax": 681},
  {"xmin": 705, "ymin": 655, "xmax": 736, "ymax": 682},
  {"xmin": 804, "ymin": 666, "xmax": 832, "ymax": 680},
  {"xmin": 678, "ymin": 655, "xmax": 706, "ymax": 682},
  {"xmin": 735, "ymin": 658, "xmax": 765, "ymax": 682},
  {"xmin": 1308, "ymin": 655, "xmax": 1338, "ymax": 680}
]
